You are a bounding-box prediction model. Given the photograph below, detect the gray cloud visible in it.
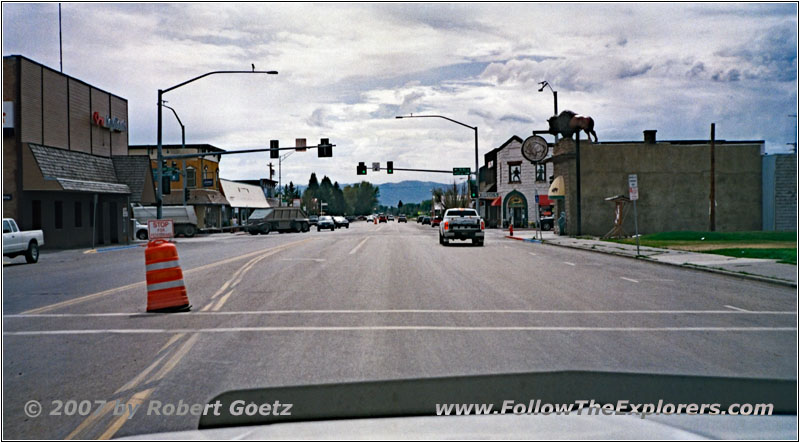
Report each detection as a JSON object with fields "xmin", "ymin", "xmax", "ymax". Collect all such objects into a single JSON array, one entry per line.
[
  {"xmin": 499, "ymin": 114, "xmax": 534, "ymax": 124},
  {"xmin": 617, "ymin": 63, "xmax": 653, "ymax": 79}
]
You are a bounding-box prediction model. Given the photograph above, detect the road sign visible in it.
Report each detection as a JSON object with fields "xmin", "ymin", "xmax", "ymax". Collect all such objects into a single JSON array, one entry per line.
[
  {"xmin": 453, "ymin": 167, "xmax": 470, "ymax": 176},
  {"xmin": 148, "ymin": 219, "xmax": 174, "ymax": 240},
  {"xmin": 521, "ymin": 135, "xmax": 548, "ymax": 163},
  {"xmin": 295, "ymin": 138, "xmax": 307, "ymax": 152},
  {"xmin": 373, "ymin": 162, "xmax": 380, "ymax": 172},
  {"xmin": 628, "ymin": 174, "xmax": 639, "ymax": 201}
]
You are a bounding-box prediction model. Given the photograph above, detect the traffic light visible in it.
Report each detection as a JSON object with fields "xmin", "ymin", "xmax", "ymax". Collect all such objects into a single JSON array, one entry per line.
[
  {"xmin": 318, "ymin": 138, "xmax": 332, "ymax": 157},
  {"xmin": 162, "ymin": 176, "xmax": 171, "ymax": 194},
  {"xmin": 387, "ymin": 161, "xmax": 393, "ymax": 174},
  {"xmin": 398, "ymin": 200, "xmax": 403, "ymax": 208},
  {"xmin": 270, "ymin": 140, "xmax": 279, "ymax": 159},
  {"xmin": 184, "ymin": 187, "xmax": 190, "ymax": 202},
  {"xmin": 469, "ymin": 180, "xmax": 478, "ymax": 199},
  {"xmin": 357, "ymin": 162, "xmax": 367, "ymax": 175}
]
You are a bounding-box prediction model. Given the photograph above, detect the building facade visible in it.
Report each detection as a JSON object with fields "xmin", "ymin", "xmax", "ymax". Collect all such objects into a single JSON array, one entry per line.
[
  {"xmin": 128, "ymin": 144, "xmax": 224, "ymax": 192},
  {"xmin": 3, "ymin": 55, "xmax": 151, "ymax": 248},
  {"xmin": 551, "ymin": 130, "xmax": 764, "ymax": 236},
  {"xmin": 479, "ymin": 136, "xmax": 554, "ymax": 228},
  {"xmin": 762, "ymin": 153, "xmax": 797, "ymax": 231}
]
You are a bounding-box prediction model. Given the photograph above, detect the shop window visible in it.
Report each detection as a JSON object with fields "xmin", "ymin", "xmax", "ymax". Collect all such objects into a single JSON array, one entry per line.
[
  {"xmin": 186, "ymin": 167, "xmax": 196, "ymax": 188},
  {"xmin": 55, "ymin": 201, "xmax": 63, "ymax": 229},
  {"xmin": 75, "ymin": 202, "xmax": 82, "ymax": 227},
  {"xmin": 32, "ymin": 200, "xmax": 42, "ymax": 230},
  {"xmin": 536, "ymin": 164, "xmax": 546, "ymax": 182},
  {"xmin": 508, "ymin": 163, "xmax": 522, "ymax": 183}
]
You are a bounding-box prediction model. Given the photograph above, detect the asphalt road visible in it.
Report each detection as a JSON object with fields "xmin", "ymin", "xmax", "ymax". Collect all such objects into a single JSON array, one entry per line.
[{"xmin": 3, "ymin": 221, "xmax": 796, "ymax": 439}]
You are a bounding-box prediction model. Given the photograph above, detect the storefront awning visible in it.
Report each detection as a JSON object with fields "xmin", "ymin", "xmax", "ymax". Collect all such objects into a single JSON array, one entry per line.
[
  {"xmin": 490, "ymin": 196, "xmax": 502, "ymax": 206},
  {"xmin": 219, "ymin": 179, "xmax": 270, "ymax": 208},
  {"xmin": 548, "ymin": 176, "xmax": 565, "ymax": 199},
  {"xmin": 538, "ymin": 195, "xmax": 553, "ymax": 206},
  {"xmin": 24, "ymin": 143, "xmax": 131, "ymax": 194}
]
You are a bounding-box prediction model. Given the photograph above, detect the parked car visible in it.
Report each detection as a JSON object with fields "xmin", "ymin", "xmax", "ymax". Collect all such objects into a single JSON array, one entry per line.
[
  {"xmin": 134, "ymin": 220, "xmax": 149, "ymax": 240},
  {"xmin": 366, "ymin": 215, "xmax": 374, "ymax": 222},
  {"xmin": 3, "ymin": 218, "xmax": 44, "ymax": 263},
  {"xmin": 317, "ymin": 215, "xmax": 335, "ymax": 231},
  {"xmin": 388, "ymin": 215, "xmax": 394, "ymax": 221},
  {"xmin": 246, "ymin": 208, "xmax": 310, "ymax": 235},
  {"xmin": 397, "ymin": 215, "xmax": 407, "ymax": 223},
  {"xmin": 539, "ymin": 216, "xmax": 554, "ymax": 231},
  {"xmin": 346, "ymin": 216, "xmax": 356, "ymax": 222},
  {"xmin": 421, "ymin": 216, "xmax": 431, "ymax": 225},
  {"xmin": 438, "ymin": 208, "xmax": 484, "ymax": 246},
  {"xmin": 308, "ymin": 215, "xmax": 319, "ymax": 226},
  {"xmin": 357, "ymin": 215, "xmax": 367, "ymax": 221},
  {"xmin": 333, "ymin": 216, "xmax": 350, "ymax": 229},
  {"xmin": 431, "ymin": 216, "xmax": 442, "ymax": 227},
  {"xmin": 378, "ymin": 214, "xmax": 388, "ymax": 223},
  {"xmin": 417, "ymin": 216, "xmax": 424, "ymax": 223}
]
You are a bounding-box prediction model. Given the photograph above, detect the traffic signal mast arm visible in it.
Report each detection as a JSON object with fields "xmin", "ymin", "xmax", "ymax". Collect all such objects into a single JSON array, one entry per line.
[{"xmin": 161, "ymin": 142, "xmax": 335, "ymax": 160}]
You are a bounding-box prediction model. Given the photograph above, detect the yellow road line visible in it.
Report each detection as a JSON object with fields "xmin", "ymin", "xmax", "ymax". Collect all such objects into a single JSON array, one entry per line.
[
  {"xmin": 113, "ymin": 353, "xmax": 167, "ymax": 395},
  {"xmin": 97, "ymin": 388, "xmax": 154, "ymax": 440},
  {"xmin": 145, "ymin": 333, "xmax": 200, "ymax": 384},
  {"xmin": 64, "ymin": 400, "xmax": 116, "ymax": 440},
  {"xmin": 22, "ymin": 238, "xmax": 314, "ymax": 314},
  {"xmin": 212, "ymin": 290, "xmax": 234, "ymax": 311},
  {"xmin": 157, "ymin": 332, "xmax": 186, "ymax": 354}
]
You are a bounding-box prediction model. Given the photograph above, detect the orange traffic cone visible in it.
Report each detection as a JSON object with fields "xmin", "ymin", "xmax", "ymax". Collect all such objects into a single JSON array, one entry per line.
[
  {"xmin": 145, "ymin": 239, "xmax": 190, "ymax": 312},
  {"xmin": 374, "ymin": 217, "xmax": 377, "ymax": 225}
]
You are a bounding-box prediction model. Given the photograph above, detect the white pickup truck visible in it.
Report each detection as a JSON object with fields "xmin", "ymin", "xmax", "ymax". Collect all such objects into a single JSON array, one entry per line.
[
  {"xmin": 3, "ymin": 218, "xmax": 44, "ymax": 263},
  {"xmin": 438, "ymin": 208, "xmax": 485, "ymax": 246}
]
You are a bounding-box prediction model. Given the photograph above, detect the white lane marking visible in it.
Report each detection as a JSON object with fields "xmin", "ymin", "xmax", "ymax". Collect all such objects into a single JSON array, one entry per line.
[
  {"xmin": 529, "ymin": 252, "xmax": 537, "ymax": 256},
  {"xmin": 6, "ymin": 310, "xmax": 795, "ymax": 318},
  {"xmin": 349, "ymin": 236, "xmax": 371, "ymax": 255},
  {"xmin": 564, "ymin": 262, "xmax": 576, "ymax": 266},
  {"xmin": 620, "ymin": 277, "xmax": 639, "ymax": 283},
  {"xmin": 280, "ymin": 258, "xmax": 326, "ymax": 262},
  {"xmin": 5, "ymin": 326, "xmax": 795, "ymax": 336},
  {"xmin": 725, "ymin": 305, "xmax": 749, "ymax": 312}
]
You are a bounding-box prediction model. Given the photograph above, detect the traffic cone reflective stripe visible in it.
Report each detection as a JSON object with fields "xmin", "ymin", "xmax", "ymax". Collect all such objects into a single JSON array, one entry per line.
[{"xmin": 145, "ymin": 239, "xmax": 190, "ymax": 312}]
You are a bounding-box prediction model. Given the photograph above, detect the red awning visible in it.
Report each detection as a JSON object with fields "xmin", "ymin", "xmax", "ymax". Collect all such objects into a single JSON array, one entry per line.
[
  {"xmin": 490, "ymin": 197, "xmax": 502, "ymax": 206},
  {"xmin": 538, "ymin": 195, "xmax": 553, "ymax": 206}
]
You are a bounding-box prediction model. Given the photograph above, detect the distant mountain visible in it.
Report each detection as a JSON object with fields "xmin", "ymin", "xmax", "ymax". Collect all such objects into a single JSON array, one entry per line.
[{"xmin": 376, "ymin": 180, "xmax": 451, "ymax": 206}]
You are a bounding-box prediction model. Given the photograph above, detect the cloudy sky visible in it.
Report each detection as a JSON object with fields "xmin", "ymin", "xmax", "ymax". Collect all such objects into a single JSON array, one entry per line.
[{"xmin": 3, "ymin": 3, "xmax": 797, "ymax": 185}]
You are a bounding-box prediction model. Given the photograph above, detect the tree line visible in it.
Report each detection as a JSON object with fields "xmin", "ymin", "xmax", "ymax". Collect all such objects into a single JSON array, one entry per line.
[{"xmin": 281, "ymin": 173, "xmax": 380, "ymax": 216}]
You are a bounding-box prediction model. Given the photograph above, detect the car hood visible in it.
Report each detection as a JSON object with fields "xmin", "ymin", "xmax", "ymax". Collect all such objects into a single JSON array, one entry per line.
[{"xmin": 121, "ymin": 370, "xmax": 794, "ymax": 439}]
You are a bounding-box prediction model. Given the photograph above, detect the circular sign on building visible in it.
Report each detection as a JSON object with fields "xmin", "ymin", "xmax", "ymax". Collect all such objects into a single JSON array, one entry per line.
[{"xmin": 521, "ymin": 135, "xmax": 548, "ymax": 163}]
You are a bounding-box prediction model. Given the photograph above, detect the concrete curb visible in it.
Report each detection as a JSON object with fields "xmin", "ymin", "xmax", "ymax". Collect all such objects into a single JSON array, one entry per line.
[{"xmin": 536, "ymin": 239, "xmax": 797, "ymax": 288}]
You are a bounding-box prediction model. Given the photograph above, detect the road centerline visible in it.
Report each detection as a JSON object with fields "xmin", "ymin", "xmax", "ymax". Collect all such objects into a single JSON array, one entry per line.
[{"xmin": 349, "ymin": 236, "xmax": 371, "ymax": 255}]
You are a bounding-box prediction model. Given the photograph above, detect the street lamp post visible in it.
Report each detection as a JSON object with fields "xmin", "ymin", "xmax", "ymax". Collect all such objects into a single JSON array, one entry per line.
[
  {"xmin": 156, "ymin": 69, "xmax": 278, "ymax": 218},
  {"xmin": 538, "ymin": 80, "xmax": 558, "ymax": 143},
  {"xmin": 395, "ymin": 114, "xmax": 480, "ymax": 213},
  {"xmin": 161, "ymin": 104, "xmax": 186, "ymax": 205}
]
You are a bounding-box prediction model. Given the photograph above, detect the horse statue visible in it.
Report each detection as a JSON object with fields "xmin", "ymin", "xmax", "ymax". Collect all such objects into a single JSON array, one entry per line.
[{"xmin": 547, "ymin": 110, "xmax": 598, "ymax": 142}]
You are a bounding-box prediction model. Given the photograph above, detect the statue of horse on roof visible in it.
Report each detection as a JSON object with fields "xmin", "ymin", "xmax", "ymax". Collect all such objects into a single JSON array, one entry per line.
[{"xmin": 548, "ymin": 110, "xmax": 598, "ymax": 142}]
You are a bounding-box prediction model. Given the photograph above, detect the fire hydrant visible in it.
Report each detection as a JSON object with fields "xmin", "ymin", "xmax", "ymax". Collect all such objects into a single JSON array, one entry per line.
[{"xmin": 509, "ymin": 224, "xmax": 514, "ymax": 237}]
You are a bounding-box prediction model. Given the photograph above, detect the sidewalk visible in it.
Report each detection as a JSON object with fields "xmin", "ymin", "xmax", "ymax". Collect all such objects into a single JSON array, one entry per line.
[{"xmin": 505, "ymin": 231, "xmax": 797, "ymax": 287}]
